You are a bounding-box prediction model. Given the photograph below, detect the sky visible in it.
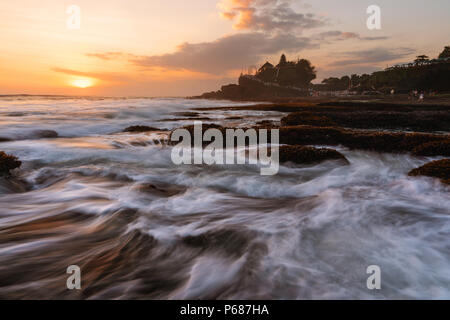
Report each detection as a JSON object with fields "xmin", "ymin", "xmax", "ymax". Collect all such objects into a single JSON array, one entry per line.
[{"xmin": 0, "ymin": 0, "xmax": 449, "ymax": 96}]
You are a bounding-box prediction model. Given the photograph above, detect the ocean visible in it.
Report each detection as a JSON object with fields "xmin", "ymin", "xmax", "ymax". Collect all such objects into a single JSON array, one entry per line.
[{"xmin": 0, "ymin": 96, "xmax": 449, "ymax": 299}]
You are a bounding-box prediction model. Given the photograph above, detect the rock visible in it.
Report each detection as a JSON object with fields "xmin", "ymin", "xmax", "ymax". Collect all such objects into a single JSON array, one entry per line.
[
  {"xmin": 226, "ymin": 116, "xmax": 243, "ymax": 120},
  {"xmin": 408, "ymin": 159, "xmax": 450, "ymax": 184},
  {"xmin": 0, "ymin": 177, "xmax": 29, "ymax": 193},
  {"xmin": 32, "ymin": 130, "xmax": 58, "ymax": 138},
  {"xmin": 279, "ymin": 145, "xmax": 349, "ymax": 165},
  {"xmin": 159, "ymin": 117, "xmax": 212, "ymax": 122},
  {"xmin": 281, "ymin": 112, "xmax": 336, "ymax": 127},
  {"xmin": 172, "ymin": 112, "xmax": 199, "ymax": 117},
  {"xmin": 123, "ymin": 125, "xmax": 164, "ymax": 133},
  {"xmin": 277, "ymin": 126, "xmax": 449, "ymax": 154},
  {"xmin": 196, "ymin": 75, "xmax": 308, "ymax": 100},
  {"xmin": 256, "ymin": 120, "xmax": 276, "ymax": 126},
  {"xmin": 0, "ymin": 151, "xmax": 21, "ymax": 176},
  {"xmin": 412, "ymin": 140, "xmax": 450, "ymax": 156},
  {"xmin": 169, "ymin": 124, "xmax": 225, "ymax": 146}
]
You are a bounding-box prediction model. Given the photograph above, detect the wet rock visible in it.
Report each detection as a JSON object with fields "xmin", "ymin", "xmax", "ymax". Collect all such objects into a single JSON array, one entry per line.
[
  {"xmin": 279, "ymin": 145, "xmax": 349, "ymax": 165},
  {"xmin": 181, "ymin": 228, "xmax": 254, "ymax": 257},
  {"xmin": 0, "ymin": 151, "xmax": 21, "ymax": 176},
  {"xmin": 277, "ymin": 126, "xmax": 449, "ymax": 154},
  {"xmin": 408, "ymin": 159, "xmax": 450, "ymax": 184},
  {"xmin": 159, "ymin": 117, "xmax": 212, "ymax": 122},
  {"xmin": 0, "ymin": 177, "xmax": 29, "ymax": 193},
  {"xmin": 32, "ymin": 130, "xmax": 58, "ymax": 138},
  {"xmin": 281, "ymin": 112, "xmax": 336, "ymax": 127},
  {"xmin": 169, "ymin": 124, "xmax": 226, "ymax": 146},
  {"xmin": 172, "ymin": 112, "xmax": 200, "ymax": 117},
  {"xmin": 256, "ymin": 120, "xmax": 276, "ymax": 126},
  {"xmin": 412, "ymin": 140, "xmax": 450, "ymax": 156},
  {"xmin": 123, "ymin": 125, "xmax": 164, "ymax": 133}
]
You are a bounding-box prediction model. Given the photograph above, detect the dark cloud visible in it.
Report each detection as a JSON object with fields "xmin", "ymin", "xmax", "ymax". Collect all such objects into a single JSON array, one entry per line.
[
  {"xmin": 130, "ymin": 32, "xmax": 316, "ymax": 74},
  {"xmin": 328, "ymin": 47, "xmax": 415, "ymax": 67},
  {"xmin": 219, "ymin": 0, "xmax": 325, "ymax": 32}
]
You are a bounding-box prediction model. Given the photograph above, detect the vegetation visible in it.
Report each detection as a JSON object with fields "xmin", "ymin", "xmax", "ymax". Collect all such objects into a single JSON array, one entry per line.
[
  {"xmin": 438, "ymin": 46, "xmax": 450, "ymax": 59},
  {"xmin": 317, "ymin": 45, "xmax": 450, "ymax": 93},
  {"xmin": 255, "ymin": 54, "xmax": 316, "ymax": 88}
]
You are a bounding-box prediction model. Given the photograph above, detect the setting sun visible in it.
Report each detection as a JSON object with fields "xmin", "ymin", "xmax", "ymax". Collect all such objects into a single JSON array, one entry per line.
[{"xmin": 71, "ymin": 78, "xmax": 94, "ymax": 88}]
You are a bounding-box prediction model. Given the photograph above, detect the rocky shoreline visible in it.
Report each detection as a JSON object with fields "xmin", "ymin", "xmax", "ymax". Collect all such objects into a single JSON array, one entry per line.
[{"xmin": 2, "ymin": 98, "xmax": 449, "ymax": 185}]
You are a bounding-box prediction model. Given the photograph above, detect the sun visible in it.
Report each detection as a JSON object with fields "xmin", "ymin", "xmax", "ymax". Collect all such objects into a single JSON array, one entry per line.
[{"xmin": 71, "ymin": 78, "xmax": 94, "ymax": 88}]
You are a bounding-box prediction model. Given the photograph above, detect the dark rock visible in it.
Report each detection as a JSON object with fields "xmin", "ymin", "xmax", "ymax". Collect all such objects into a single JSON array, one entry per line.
[
  {"xmin": 123, "ymin": 126, "xmax": 164, "ymax": 133},
  {"xmin": 412, "ymin": 140, "xmax": 450, "ymax": 156},
  {"xmin": 277, "ymin": 126, "xmax": 449, "ymax": 154},
  {"xmin": 32, "ymin": 130, "xmax": 58, "ymax": 138},
  {"xmin": 256, "ymin": 120, "xmax": 277, "ymax": 126},
  {"xmin": 0, "ymin": 151, "xmax": 21, "ymax": 176},
  {"xmin": 169, "ymin": 124, "xmax": 226, "ymax": 146},
  {"xmin": 226, "ymin": 116, "xmax": 243, "ymax": 120},
  {"xmin": 197, "ymin": 75, "xmax": 308, "ymax": 100},
  {"xmin": 408, "ymin": 159, "xmax": 450, "ymax": 184},
  {"xmin": 159, "ymin": 117, "xmax": 212, "ymax": 122},
  {"xmin": 172, "ymin": 112, "xmax": 199, "ymax": 117},
  {"xmin": 281, "ymin": 112, "xmax": 336, "ymax": 127},
  {"xmin": 279, "ymin": 145, "xmax": 349, "ymax": 165}
]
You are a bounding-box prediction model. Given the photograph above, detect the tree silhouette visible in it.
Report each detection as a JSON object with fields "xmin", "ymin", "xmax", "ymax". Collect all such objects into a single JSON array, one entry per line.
[
  {"xmin": 438, "ymin": 46, "xmax": 450, "ymax": 59},
  {"xmin": 255, "ymin": 55, "xmax": 316, "ymax": 88},
  {"xmin": 414, "ymin": 55, "xmax": 430, "ymax": 65}
]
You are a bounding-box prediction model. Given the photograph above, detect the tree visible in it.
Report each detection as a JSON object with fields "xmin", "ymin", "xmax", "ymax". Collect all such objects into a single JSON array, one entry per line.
[
  {"xmin": 414, "ymin": 55, "xmax": 430, "ymax": 65},
  {"xmin": 293, "ymin": 59, "xmax": 316, "ymax": 87},
  {"xmin": 438, "ymin": 46, "xmax": 450, "ymax": 59},
  {"xmin": 350, "ymin": 74, "xmax": 361, "ymax": 87}
]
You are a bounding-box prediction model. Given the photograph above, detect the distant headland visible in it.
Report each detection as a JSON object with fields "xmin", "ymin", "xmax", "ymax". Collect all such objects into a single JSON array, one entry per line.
[{"xmin": 194, "ymin": 46, "xmax": 450, "ymax": 101}]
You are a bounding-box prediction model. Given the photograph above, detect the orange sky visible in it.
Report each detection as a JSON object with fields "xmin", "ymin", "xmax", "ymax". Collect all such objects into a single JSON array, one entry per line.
[{"xmin": 1, "ymin": 0, "xmax": 449, "ymax": 96}]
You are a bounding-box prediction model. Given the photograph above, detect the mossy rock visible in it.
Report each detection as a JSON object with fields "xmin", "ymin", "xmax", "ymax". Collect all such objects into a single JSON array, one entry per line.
[
  {"xmin": 278, "ymin": 125, "xmax": 448, "ymax": 154},
  {"xmin": 412, "ymin": 140, "xmax": 450, "ymax": 156},
  {"xmin": 281, "ymin": 112, "xmax": 336, "ymax": 127},
  {"xmin": 0, "ymin": 151, "xmax": 21, "ymax": 176},
  {"xmin": 279, "ymin": 145, "xmax": 349, "ymax": 165},
  {"xmin": 408, "ymin": 159, "xmax": 450, "ymax": 184}
]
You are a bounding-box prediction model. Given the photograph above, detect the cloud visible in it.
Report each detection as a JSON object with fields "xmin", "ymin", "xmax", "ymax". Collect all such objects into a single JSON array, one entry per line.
[
  {"xmin": 85, "ymin": 52, "xmax": 133, "ymax": 60},
  {"xmin": 130, "ymin": 32, "xmax": 316, "ymax": 74},
  {"xmin": 315, "ymin": 31, "xmax": 389, "ymax": 41},
  {"xmin": 51, "ymin": 67, "xmax": 129, "ymax": 82},
  {"xmin": 218, "ymin": 0, "xmax": 325, "ymax": 32},
  {"xmin": 328, "ymin": 47, "xmax": 416, "ymax": 67},
  {"xmin": 360, "ymin": 36, "xmax": 390, "ymax": 41}
]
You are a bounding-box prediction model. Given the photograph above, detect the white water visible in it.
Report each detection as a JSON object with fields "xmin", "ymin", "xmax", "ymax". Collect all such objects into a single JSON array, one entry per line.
[{"xmin": 0, "ymin": 96, "xmax": 448, "ymax": 299}]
